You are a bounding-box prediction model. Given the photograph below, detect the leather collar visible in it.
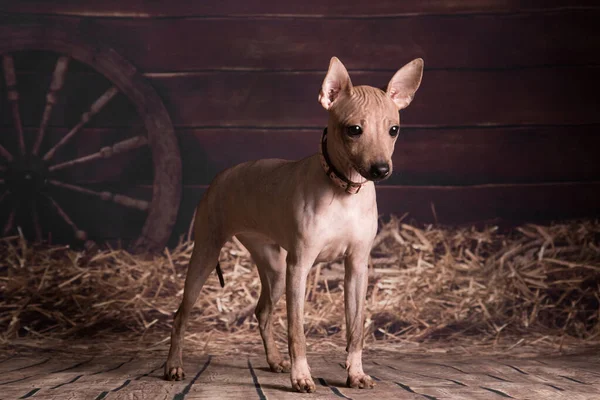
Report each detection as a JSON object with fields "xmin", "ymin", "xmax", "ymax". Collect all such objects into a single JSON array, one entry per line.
[{"xmin": 318, "ymin": 128, "xmax": 364, "ymax": 194}]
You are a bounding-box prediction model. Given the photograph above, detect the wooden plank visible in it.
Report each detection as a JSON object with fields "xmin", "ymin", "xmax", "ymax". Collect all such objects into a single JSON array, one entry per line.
[
  {"xmin": 387, "ymin": 125, "xmax": 600, "ymax": 186},
  {"xmin": 146, "ymin": 68, "xmax": 600, "ymax": 128},
  {"xmin": 515, "ymin": 362, "xmax": 600, "ymax": 387},
  {"xmin": 47, "ymin": 356, "xmax": 141, "ymax": 399},
  {"xmin": 0, "ymin": 357, "xmax": 52, "ymax": 375},
  {"xmin": 2, "ymin": 0, "xmax": 598, "ymax": 17},
  {"xmin": 474, "ymin": 381, "xmax": 585, "ymax": 399},
  {"xmin": 373, "ymin": 182, "xmax": 600, "ymax": 225},
  {"xmin": 17, "ymin": 358, "xmax": 178, "ymax": 400},
  {"xmin": 4, "ymin": 125, "xmax": 600, "ymax": 187},
  {"xmin": 175, "ymin": 126, "xmax": 600, "ymax": 186},
  {"xmin": 416, "ymin": 357, "xmax": 600, "ymax": 396},
  {"xmin": 410, "ymin": 358, "xmax": 563, "ymax": 398},
  {"xmin": 366, "ymin": 359, "xmax": 498, "ymax": 399},
  {"xmin": 9, "ymin": 11, "xmax": 597, "ymax": 71},
  {"xmin": 9, "ymin": 356, "xmax": 127, "ymax": 399},
  {"xmin": 183, "ymin": 355, "xmax": 256, "ymax": 399},
  {"xmin": 2, "ymin": 68, "xmax": 598, "ymax": 129},
  {"xmin": 0, "ymin": 357, "xmax": 76, "ymax": 387}
]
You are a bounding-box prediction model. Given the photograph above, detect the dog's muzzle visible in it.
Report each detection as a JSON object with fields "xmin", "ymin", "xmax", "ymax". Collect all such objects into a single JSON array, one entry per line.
[{"xmin": 368, "ymin": 163, "xmax": 390, "ymax": 181}]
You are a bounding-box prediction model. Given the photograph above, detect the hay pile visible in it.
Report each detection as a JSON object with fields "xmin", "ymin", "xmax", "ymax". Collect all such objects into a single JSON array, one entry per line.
[{"xmin": 1, "ymin": 218, "xmax": 600, "ymax": 353}]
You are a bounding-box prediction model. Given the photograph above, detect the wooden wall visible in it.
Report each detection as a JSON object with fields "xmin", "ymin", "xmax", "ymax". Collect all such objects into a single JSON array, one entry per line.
[{"xmin": 1, "ymin": 1, "xmax": 599, "ymax": 244}]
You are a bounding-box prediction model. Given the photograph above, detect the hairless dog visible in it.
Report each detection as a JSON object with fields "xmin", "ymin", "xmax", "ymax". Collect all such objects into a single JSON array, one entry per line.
[{"xmin": 165, "ymin": 57, "xmax": 424, "ymax": 393}]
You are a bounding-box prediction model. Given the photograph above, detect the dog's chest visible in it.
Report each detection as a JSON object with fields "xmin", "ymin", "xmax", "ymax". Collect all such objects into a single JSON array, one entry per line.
[{"xmin": 311, "ymin": 197, "xmax": 377, "ymax": 262}]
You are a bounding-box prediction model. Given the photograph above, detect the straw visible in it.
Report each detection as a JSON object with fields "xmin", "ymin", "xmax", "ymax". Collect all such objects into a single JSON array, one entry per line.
[{"xmin": 2, "ymin": 217, "xmax": 599, "ymax": 354}]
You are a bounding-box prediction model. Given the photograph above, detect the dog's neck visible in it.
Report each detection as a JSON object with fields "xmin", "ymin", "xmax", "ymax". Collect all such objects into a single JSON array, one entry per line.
[{"xmin": 319, "ymin": 128, "xmax": 367, "ymax": 194}]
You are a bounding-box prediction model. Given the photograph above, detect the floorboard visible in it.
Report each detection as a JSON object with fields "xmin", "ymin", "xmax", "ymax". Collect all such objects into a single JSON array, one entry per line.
[{"xmin": 1, "ymin": 351, "xmax": 599, "ymax": 399}]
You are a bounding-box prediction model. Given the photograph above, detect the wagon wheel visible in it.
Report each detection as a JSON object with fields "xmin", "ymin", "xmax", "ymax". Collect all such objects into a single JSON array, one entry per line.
[{"xmin": 0, "ymin": 23, "xmax": 182, "ymax": 253}]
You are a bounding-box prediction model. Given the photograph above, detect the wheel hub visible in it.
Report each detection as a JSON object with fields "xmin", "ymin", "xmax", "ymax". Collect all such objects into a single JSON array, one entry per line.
[{"xmin": 5, "ymin": 156, "xmax": 49, "ymax": 199}]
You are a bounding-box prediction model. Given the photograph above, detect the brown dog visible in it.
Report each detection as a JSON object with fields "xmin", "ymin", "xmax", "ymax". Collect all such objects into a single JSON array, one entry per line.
[{"xmin": 165, "ymin": 57, "xmax": 424, "ymax": 392}]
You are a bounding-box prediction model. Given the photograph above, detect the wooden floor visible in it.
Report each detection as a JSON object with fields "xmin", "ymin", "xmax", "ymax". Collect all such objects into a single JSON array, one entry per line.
[{"xmin": 1, "ymin": 350, "xmax": 600, "ymax": 399}]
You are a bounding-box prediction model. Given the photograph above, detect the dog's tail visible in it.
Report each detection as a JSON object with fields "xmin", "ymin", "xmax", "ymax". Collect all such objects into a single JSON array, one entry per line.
[{"xmin": 215, "ymin": 263, "xmax": 225, "ymax": 288}]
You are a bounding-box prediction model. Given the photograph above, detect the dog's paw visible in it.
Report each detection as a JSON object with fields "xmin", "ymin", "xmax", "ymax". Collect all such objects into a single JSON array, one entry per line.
[
  {"xmin": 291, "ymin": 376, "xmax": 316, "ymax": 393},
  {"xmin": 165, "ymin": 365, "xmax": 185, "ymax": 381},
  {"xmin": 346, "ymin": 373, "xmax": 375, "ymax": 389},
  {"xmin": 269, "ymin": 359, "xmax": 291, "ymax": 373}
]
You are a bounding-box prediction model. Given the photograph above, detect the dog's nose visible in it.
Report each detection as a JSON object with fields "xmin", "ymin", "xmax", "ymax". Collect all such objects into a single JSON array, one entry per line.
[{"xmin": 369, "ymin": 163, "xmax": 390, "ymax": 180}]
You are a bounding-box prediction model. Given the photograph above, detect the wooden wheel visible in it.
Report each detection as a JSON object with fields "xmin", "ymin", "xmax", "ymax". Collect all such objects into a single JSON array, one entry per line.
[{"xmin": 0, "ymin": 23, "xmax": 182, "ymax": 253}]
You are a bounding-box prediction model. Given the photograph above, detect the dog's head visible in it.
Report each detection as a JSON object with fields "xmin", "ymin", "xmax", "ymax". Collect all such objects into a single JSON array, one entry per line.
[{"xmin": 318, "ymin": 57, "xmax": 423, "ymax": 181}]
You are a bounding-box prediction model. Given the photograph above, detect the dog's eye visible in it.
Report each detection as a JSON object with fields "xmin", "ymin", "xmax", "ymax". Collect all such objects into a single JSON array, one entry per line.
[
  {"xmin": 347, "ymin": 125, "xmax": 363, "ymax": 136},
  {"xmin": 389, "ymin": 126, "xmax": 400, "ymax": 137}
]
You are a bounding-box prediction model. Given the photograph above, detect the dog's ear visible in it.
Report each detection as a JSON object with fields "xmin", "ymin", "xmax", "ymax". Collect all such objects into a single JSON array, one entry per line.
[
  {"xmin": 318, "ymin": 57, "xmax": 353, "ymax": 110},
  {"xmin": 386, "ymin": 58, "xmax": 424, "ymax": 110}
]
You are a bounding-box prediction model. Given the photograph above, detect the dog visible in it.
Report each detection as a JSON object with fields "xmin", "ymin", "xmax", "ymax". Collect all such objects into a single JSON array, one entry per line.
[{"xmin": 165, "ymin": 56, "xmax": 424, "ymax": 393}]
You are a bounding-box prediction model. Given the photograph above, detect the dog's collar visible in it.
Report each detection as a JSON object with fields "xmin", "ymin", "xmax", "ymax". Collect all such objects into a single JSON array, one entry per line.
[{"xmin": 319, "ymin": 128, "xmax": 364, "ymax": 194}]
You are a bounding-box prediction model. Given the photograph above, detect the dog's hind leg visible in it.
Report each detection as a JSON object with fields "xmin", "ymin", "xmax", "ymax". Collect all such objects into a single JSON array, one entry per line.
[
  {"xmin": 165, "ymin": 203, "xmax": 225, "ymax": 381},
  {"xmin": 237, "ymin": 234, "xmax": 290, "ymax": 373}
]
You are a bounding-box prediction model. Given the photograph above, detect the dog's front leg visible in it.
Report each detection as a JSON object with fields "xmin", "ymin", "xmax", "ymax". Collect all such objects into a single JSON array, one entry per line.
[
  {"xmin": 344, "ymin": 252, "xmax": 375, "ymax": 389},
  {"xmin": 286, "ymin": 250, "xmax": 317, "ymax": 393}
]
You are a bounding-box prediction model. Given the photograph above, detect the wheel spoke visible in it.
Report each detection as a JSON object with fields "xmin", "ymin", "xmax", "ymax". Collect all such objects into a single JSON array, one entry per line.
[
  {"xmin": 0, "ymin": 144, "xmax": 13, "ymax": 163},
  {"xmin": 44, "ymin": 194, "xmax": 87, "ymax": 241},
  {"xmin": 48, "ymin": 135, "xmax": 147, "ymax": 172},
  {"xmin": 3, "ymin": 207, "xmax": 15, "ymax": 236},
  {"xmin": 31, "ymin": 200, "xmax": 42, "ymax": 242},
  {"xmin": 49, "ymin": 180, "xmax": 150, "ymax": 211},
  {"xmin": 43, "ymin": 86, "xmax": 119, "ymax": 161},
  {"xmin": 2, "ymin": 55, "xmax": 26, "ymax": 155},
  {"xmin": 33, "ymin": 56, "xmax": 70, "ymax": 155}
]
